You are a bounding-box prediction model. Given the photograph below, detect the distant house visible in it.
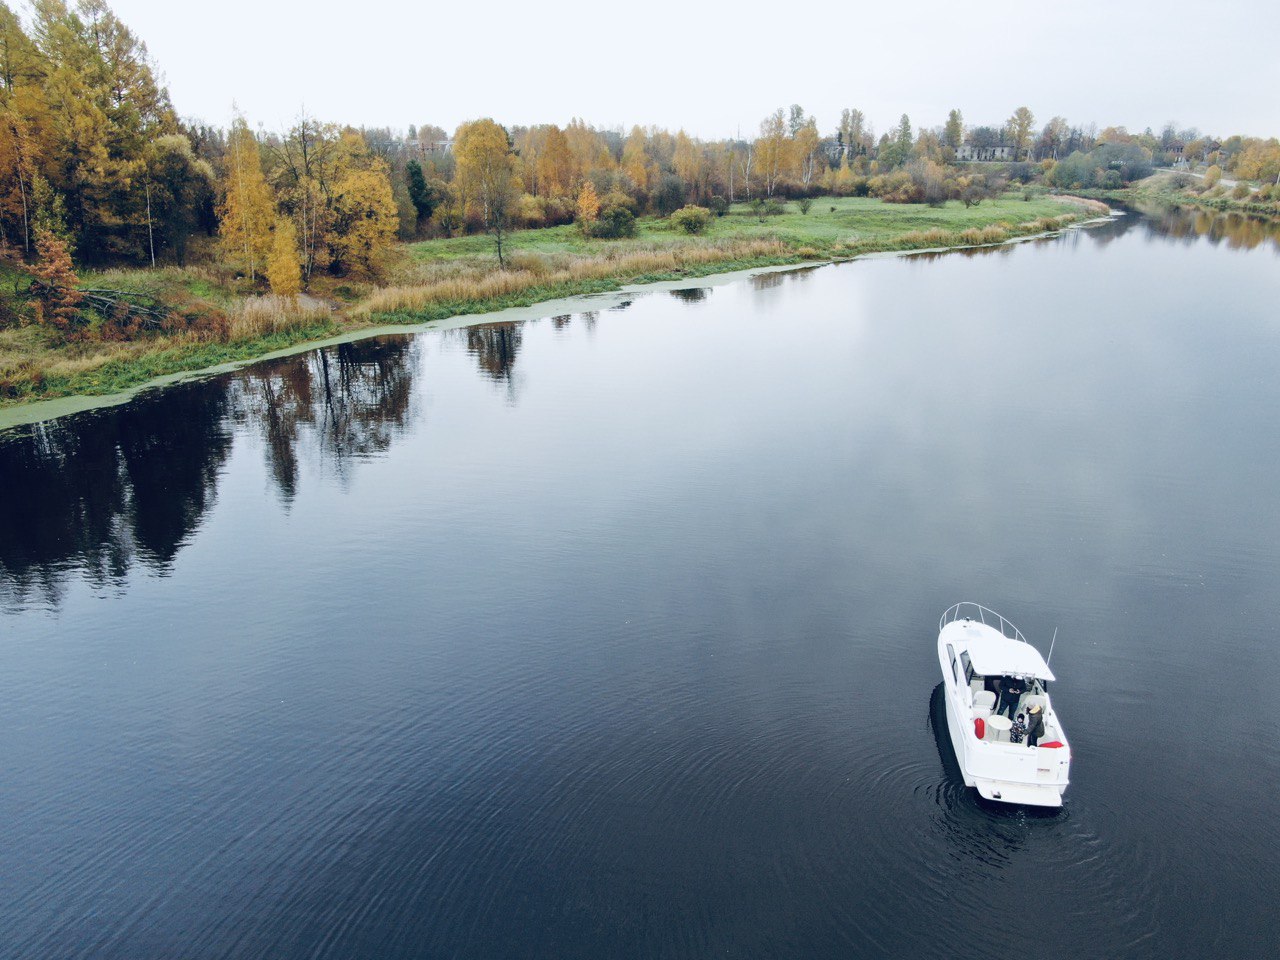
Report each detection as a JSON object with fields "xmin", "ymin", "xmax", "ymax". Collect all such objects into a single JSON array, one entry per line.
[{"xmin": 955, "ymin": 143, "xmax": 1015, "ymax": 162}]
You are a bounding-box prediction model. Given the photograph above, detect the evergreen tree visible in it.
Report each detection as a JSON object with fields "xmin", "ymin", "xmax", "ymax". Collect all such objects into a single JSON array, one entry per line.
[{"xmin": 405, "ymin": 159, "xmax": 436, "ymax": 232}]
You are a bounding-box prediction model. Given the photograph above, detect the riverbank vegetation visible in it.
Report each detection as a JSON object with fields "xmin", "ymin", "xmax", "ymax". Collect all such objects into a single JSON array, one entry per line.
[
  {"xmin": 1080, "ymin": 171, "xmax": 1280, "ymax": 218},
  {"xmin": 0, "ymin": 0, "xmax": 1267, "ymax": 407}
]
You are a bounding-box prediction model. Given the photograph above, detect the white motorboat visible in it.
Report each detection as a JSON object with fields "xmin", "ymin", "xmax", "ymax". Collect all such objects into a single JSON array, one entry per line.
[{"xmin": 937, "ymin": 602, "xmax": 1070, "ymax": 807}]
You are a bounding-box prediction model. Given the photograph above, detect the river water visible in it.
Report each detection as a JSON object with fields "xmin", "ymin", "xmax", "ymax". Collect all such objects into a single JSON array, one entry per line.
[{"xmin": 1, "ymin": 207, "xmax": 1278, "ymax": 958}]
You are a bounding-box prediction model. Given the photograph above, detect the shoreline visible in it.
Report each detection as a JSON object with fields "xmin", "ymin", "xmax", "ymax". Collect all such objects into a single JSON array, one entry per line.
[{"xmin": 0, "ymin": 207, "xmax": 1111, "ymax": 432}]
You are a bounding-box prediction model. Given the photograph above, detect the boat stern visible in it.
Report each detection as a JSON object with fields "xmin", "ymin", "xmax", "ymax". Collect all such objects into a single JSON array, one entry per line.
[{"xmin": 974, "ymin": 778, "xmax": 1064, "ymax": 807}]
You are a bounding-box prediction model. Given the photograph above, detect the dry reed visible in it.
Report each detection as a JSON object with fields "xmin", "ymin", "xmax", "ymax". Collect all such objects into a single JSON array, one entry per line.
[
  {"xmin": 227, "ymin": 294, "xmax": 333, "ymax": 340},
  {"xmin": 356, "ymin": 239, "xmax": 790, "ymax": 317}
]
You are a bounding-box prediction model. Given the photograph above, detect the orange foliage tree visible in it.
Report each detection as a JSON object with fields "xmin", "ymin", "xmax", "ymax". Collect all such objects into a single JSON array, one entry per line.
[{"xmin": 30, "ymin": 228, "xmax": 84, "ymax": 334}]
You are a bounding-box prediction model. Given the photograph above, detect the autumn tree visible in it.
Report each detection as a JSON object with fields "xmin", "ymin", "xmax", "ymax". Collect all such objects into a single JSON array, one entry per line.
[
  {"xmin": 1007, "ymin": 106, "xmax": 1035, "ymax": 160},
  {"xmin": 839, "ymin": 108, "xmax": 867, "ymax": 160},
  {"xmin": 219, "ymin": 115, "xmax": 273, "ymax": 279},
  {"xmin": 323, "ymin": 131, "xmax": 398, "ymax": 278},
  {"xmin": 0, "ymin": 3, "xmax": 45, "ymax": 254},
  {"xmin": 575, "ymin": 180, "xmax": 599, "ymax": 227},
  {"xmin": 454, "ymin": 118, "xmax": 520, "ymax": 267},
  {"xmin": 536, "ymin": 124, "xmax": 574, "ymax": 198},
  {"xmin": 29, "ymin": 226, "xmax": 83, "ymax": 333},
  {"xmin": 756, "ymin": 109, "xmax": 788, "ymax": 197},
  {"xmin": 268, "ymin": 115, "xmax": 340, "ymax": 280},
  {"xmin": 673, "ymin": 131, "xmax": 708, "ymax": 202},
  {"xmin": 266, "ymin": 217, "xmax": 300, "ymax": 298},
  {"xmin": 564, "ymin": 118, "xmax": 611, "ymax": 182},
  {"xmin": 31, "ymin": 0, "xmax": 179, "ymax": 263},
  {"xmin": 794, "ymin": 117, "xmax": 822, "ymax": 188},
  {"xmin": 1037, "ymin": 116, "xmax": 1070, "ymax": 160},
  {"xmin": 943, "ymin": 109, "xmax": 964, "ymax": 150},
  {"xmin": 621, "ymin": 126, "xmax": 651, "ymax": 195}
]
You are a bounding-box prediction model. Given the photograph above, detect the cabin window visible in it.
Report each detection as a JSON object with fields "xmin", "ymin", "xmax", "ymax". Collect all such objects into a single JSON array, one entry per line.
[
  {"xmin": 960, "ymin": 651, "xmax": 975, "ymax": 685},
  {"xmin": 946, "ymin": 644, "xmax": 958, "ymax": 685}
]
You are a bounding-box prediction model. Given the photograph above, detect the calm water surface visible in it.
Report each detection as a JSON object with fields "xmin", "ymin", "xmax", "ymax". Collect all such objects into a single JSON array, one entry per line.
[{"xmin": 2, "ymin": 207, "xmax": 1278, "ymax": 958}]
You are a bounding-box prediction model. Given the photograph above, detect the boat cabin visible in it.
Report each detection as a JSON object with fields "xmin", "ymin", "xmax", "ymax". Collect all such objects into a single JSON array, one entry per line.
[{"xmin": 943, "ymin": 626, "xmax": 1064, "ymax": 745}]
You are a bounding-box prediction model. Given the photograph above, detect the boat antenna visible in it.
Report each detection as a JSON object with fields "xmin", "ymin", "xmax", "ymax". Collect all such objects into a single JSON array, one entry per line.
[{"xmin": 1046, "ymin": 627, "xmax": 1059, "ymax": 665}]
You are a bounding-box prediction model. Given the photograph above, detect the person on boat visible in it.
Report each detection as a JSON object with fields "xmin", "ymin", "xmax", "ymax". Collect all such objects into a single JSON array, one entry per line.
[
  {"xmin": 996, "ymin": 675, "xmax": 1023, "ymax": 718},
  {"xmin": 1026, "ymin": 703, "xmax": 1046, "ymax": 746},
  {"xmin": 1009, "ymin": 713, "xmax": 1027, "ymax": 745}
]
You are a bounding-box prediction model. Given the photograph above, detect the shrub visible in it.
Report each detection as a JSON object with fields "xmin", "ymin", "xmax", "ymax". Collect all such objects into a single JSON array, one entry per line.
[
  {"xmin": 601, "ymin": 190, "xmax": 638, "ymax": 215},
  {"xmin": 670, "ymin": 205, "xmax": 712, "ymax": 234},
  {"xmin": 1008, "ymin": 162, "xmax": 1036, "ymax": 184},
  {"xmin": 797, "ymin": 197, "xmax": 813, "ymax": 214},
  {"xmin": 1231, "ymin": 182, "xmax": 1251, "ymax": 200},
  {"xmin": 869, "ymin": 170, "xmax": 924, "ymax": 204},
  {"xmin": 586, "ymin": 205, "xmax": 637, "ymax": 239},
  {"xmin": 1203, "ymin": 165, "xmax": 1222, "ymax": 188},
  {"xmin": 707, "ymin": 195, "xmax": 729, "ymax": 217}
]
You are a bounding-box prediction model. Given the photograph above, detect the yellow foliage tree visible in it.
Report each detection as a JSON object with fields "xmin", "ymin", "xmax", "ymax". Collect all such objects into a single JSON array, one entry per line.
[
  {"xmin": 576, "ymin": 181, "xmax": 600, "ymax": 225},
  {"xmin": 455, "ymin": 118, "xmax": 520, "ymax": 266},
  {"xmin": 621, "ymin": 126, "xmax": 651, "ymax": 193},
  {"xmin": 218, "ymin": 115, "xmax": 273, "ymax": 280},
  {"xmin": 756, "ymin": 109, "xmax": 788, "ymax": 197},
  {"xmin": 266, "ymin": 217, "xmax": 301, "ymax": 298},
  {"xmin": 330, "ymin": 162, "xmax": 398, "ymax": 278},
  {"xmin": 673, "ymin": 131, "xmax": 707, "ymax": 202},
  {"xmin": 536, "ymin": 125, "xmax": 574, "ymax": 198},
  {"xmin": 793, "ymin": 118, "xmax": 822, "ymax": 187}
]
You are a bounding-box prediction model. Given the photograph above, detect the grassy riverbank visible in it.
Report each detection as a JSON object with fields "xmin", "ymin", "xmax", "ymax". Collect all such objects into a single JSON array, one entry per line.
[
  {"xmin": 1, "ymin": 194, "xmax": 1102, "ymax": 407},
  {"xmin": 1081, "ymin": 171, "xmax": 1280, "ymax": 217}
]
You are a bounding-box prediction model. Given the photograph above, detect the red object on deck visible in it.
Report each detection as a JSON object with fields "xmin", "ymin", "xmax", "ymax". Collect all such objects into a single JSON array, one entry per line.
[
  {"xmin": 974, "ymin": 717, "xmax": 985, "ymax": 739},
  {"xmin": 1039, "ymin": 740, "xmax": 1064, "ymax": 749}
]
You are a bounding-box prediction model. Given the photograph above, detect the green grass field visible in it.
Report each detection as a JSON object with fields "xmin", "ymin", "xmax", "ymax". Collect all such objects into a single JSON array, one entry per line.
[{"xmin": 407, "ymin": 194, "xmax": 1083, "ymax": 263}]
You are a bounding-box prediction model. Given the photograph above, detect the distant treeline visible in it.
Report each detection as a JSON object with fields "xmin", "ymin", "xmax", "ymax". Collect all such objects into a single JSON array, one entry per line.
[{"xmin": 1, "ymin": 0, "xmax": 1277, "ymax": 289}]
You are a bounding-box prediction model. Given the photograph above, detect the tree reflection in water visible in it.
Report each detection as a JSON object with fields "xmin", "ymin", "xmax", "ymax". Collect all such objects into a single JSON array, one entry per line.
[
  {"xmin": 456, "ymin": 321, "xmax": 524, "ymax": 401},
  {"xmin": 0, "ymin": 386, "xmax": 233, "ymax": 606},
  {"xmin": 232, "ymin": 337, "xmax": 419, "ymax": 500},
  {"xmin": 0, "ymin": 337, "xmax": 419, "ymax": 607},
  {"xmin": 669, "ymin": 287, "xmax": 710, "ymax": 304},
  {"xmin": 1134, "ymin": 203, "xmax": 1280, "ymax": 252}
]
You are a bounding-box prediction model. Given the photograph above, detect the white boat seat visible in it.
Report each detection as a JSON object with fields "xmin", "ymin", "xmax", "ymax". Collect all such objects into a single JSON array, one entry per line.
[
  {"xmin": 972, "ymin": 704, "xmax": 992, "ymax": 720},
  {"xmin": 973, "ymin": 690, "xmax": 996, "ymax": 709}
]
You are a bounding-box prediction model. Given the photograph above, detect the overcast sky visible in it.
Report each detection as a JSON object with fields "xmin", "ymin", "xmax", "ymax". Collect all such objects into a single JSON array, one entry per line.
[{"xmin": 103, "ymin": 0, "xmax": 1278, "ymax": 140}]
